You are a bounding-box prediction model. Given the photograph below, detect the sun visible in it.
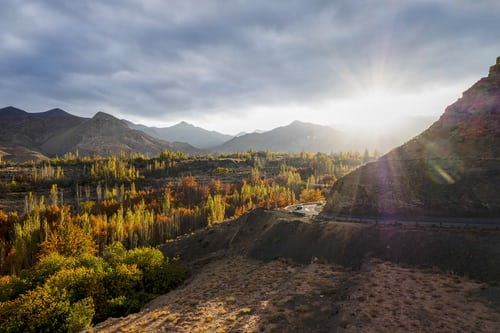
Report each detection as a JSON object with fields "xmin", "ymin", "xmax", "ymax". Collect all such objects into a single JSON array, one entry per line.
[{"xmin": 329, "ymin": 87, "xmax": 407, "ymax": 133}]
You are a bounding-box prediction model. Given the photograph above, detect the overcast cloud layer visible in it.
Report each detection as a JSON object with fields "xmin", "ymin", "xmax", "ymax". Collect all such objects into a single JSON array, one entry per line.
[{"xmin": 1, "ymin": 0, "xmax": 499, "ymax": 134}]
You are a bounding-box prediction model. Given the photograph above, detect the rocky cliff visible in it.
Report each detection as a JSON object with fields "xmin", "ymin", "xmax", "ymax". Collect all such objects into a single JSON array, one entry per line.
[{"xmin": 322, "ymin": 57, "xmax": 500, "ymax": 218}]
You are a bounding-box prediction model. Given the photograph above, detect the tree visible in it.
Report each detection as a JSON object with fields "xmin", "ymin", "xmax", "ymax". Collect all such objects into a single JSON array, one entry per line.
[
  {"xmin": 299, "ymin": 188, "xmax": 325, "ymax": 203},
  {"xmin": 39, "ymin": 220, "xmax": 97, "ymax": 258},
  {"xmin": 206, "ymin": 194, "xmax": 225, "ymax": 226}
]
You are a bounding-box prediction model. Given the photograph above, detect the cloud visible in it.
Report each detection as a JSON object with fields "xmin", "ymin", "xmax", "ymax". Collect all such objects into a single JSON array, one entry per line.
[{"xmin": 0, "ymin": 0, "xmax": 499, "ymax": 129}]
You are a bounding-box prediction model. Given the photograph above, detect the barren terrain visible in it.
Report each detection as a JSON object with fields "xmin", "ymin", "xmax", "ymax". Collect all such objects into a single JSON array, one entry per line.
[
  {"xmin": 88, "ymin": 209, "xmax": 500, "ymax": 332},
  {"xmin": 89, "ymin": 256, "xmax": 500, "ymax": 332}
]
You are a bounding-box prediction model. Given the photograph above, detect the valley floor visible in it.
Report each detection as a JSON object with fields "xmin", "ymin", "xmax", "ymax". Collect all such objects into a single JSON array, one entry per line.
[{"xmin": 88, "ymin": 256, "xmax": 500, "ymax": 333}]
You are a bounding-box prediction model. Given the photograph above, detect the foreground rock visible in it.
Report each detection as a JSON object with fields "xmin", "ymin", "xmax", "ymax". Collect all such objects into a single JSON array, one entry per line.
[{"xmin": 323, "ymin": 57, "xmax": 500, "ymax": 218}]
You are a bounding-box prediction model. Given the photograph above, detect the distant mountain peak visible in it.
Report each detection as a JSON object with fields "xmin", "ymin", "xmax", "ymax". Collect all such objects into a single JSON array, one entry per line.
[
  {"xmin": 39, "ymin": 108, "xmax": 76, "ymax": 118},
  {"xmin": 176, "ymin": 121, "xmax": 192, "ymax": 127},
  {"xmin": 125, "ymin": 120, "xmax": 233, "ymax": 149},
  {"xmin": 92, "ymin": 111, "xmax": 119, "ymax": 121},
  {"xmin": 44, "ymin": 108, "xmax": 67, "ymax": 114},
  {"xmin": 289, "ymin": 120, "xmax": 307, "ymax": 126},
  {"xmin": 0, "ymin": 106, "xmax": 28, "ymax": 116}
]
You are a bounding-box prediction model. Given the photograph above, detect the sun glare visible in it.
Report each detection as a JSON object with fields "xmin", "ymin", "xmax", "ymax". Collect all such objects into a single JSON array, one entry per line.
[
  {"xmin": 325, "ymin": 89, "xmax": 410, "ymax": 133},
  {"xmin": 355, "ymin": 89, "xmax": 400, "ymax": 130}
]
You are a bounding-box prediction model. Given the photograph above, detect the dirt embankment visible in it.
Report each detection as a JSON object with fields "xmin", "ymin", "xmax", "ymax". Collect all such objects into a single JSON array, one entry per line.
[{"xmin": 163, "ymin": 208, "xmax": 500, "ymax": 283}]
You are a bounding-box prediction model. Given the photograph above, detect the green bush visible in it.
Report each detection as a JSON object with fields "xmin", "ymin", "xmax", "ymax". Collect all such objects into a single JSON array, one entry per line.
[
  {"xmin": 104, "ymin": 263, "xmax": 142, "ymax": 297},
  {"xmin": 66, "ymin": 297, "xmax": 95, "ymax": 333},
  {"xmin": 0, "ymin": 285, "xmax": 72, "ymax": 333},
  {"xmin": 0, "ymin": 275, "xmax": 29, "ymax": 302},
  {"xmin": 102, "ymin": 242, "xmax": 188, "ymax": 295},
  {"xmin": 76, "ymin": 254, "xmax": 107, "ymax": 272},
  {"xmin": 145, "ymin": 257, "xmax": 189, "ymax": 295},
  {"xmin": 45, "ymin": 267, "xmax": 100, "ymax": 303},
  {"xmin": 0, "ymin": 246, "xmax": 188, "ymax": 331},
  {"xmin": 120, "ymin": 246, "xmax": 165, "ymax": 271},
  {"xmin": 29, "ymin": 253, "xmax": 79, "ymax": 287},
  {"xmin": 102, "ymin": 241, "xmax": 127, "ymax": 266},
  {"xmin": 119, "ymin": 247, "xmax": 188, "ymax": 295}
]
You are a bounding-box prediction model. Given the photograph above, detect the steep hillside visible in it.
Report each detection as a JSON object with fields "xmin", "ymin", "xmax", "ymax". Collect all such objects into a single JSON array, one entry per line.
[
  {"xmin": 126, "ymin": 120, "xmax": 233, "ymax": 149},
  {"xmin": 323, "ymin": 57, "xmax": 500, "ymax": 218},
  {"xmin": 41, "ymin": 112, "xmax": 200, "ymax": 157}
]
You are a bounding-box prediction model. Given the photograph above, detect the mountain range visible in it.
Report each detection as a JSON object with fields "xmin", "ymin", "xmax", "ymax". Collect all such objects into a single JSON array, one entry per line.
[
  {"xmin": 212, "ymin": 118, "xmax": 434, "ymax": 154},
  {"xmin": 0, "ymin": 106, "xmax": 434, "ymax": 162},
  {"xmin": 322, "ymin": 56, "xmax": 500, "ymax": 218},
  {"xmin": 124, "ymin": 120, "xmax": 233, "ymax": 149},
  {"xmin": 0, "ymin": 107, "xmax": 199, "ymax": 161}
]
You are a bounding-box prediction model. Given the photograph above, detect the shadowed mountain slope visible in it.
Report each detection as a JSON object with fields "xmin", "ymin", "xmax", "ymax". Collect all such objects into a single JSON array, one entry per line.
[
  {"xmin": 0, "ymin": 106, "xmax": 87, "ymax": 161},
  {"xmin": 215, "ymin": 121, "xmax": 348, "ymax": 153},
  {"xmin": 214, "ymin": 118, "xmax": 435, "ymax": 154},
  {"xmin": 0, "ymin": 106, "xmax": 86, "ymax": 147},
  {"xmin": 41, "ymin": 112, "xmax": 200, "ymax": 157},
  {"xmin": 322, "ymin": 57, "xmax": 500, "ymax": 218},
  {"xmin": 0, "ymin": 108, "xmax": 200, "ymax": 161}
]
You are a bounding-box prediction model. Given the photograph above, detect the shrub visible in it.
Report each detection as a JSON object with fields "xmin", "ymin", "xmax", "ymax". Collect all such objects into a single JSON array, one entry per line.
[
  {"xmin": 0, "ymin": 275, "xmax": 29, "ymax": 302},
  {"xmin": 102, "ymin": 241, "xmax": 127, "ymax": 266},
  {"xmin": 66, "ymin": 297, "xmax": 95, "ymax": 333},
  {"xmin": 0, "ymin": 244, "xmax": 189, "ymax": 329},
  {"xmin": 104, "ymin": 263, "xmax": 142, "ymax": 297},
  {"xmin": 76, "ymin": 254, "xmax": 107, "ymax": 272},
  {"xmin": 120, "ymin": 247, "xmax": 188, "ymax": 294},
  {"xmin": 30, "ymin": 253, "xmax": 79, "ymax": 287},
  {"xmin": 0, "ymin": 285, "xmax": 73, "ymax": 333},
  {"xmin": 45, "ymin": 266, "xmax": 100, "ymax": 303},
  {"xmin": 120, "ymin": 247, "xmax": 164, "ymax": 273}
]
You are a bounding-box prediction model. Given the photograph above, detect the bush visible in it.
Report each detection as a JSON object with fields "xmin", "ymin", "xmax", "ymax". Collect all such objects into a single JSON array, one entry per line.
[
  {"xmin": 0, "ymin": 275, "xmax": 29, "ymax": 302},
  {"xmin": 120, "ymin": 247, "xmax": 164, "ymax": 273},
  {"xmin": 76, "ymin": 254, "xmax": 107, "ymax": 272},
  {"xmin": 119, "ymin": 247, "xmax": 188, "ymax": 295},
  {"xmin": 45, "ymin": 267, "xmax": 100, "ymax": 303},
  {"xmin": 145, "ymin": 257, "xmax": 189, "ymax": 295},
  {"xmin": 102, "ymin": 241, "xmax": 127, "ymax": 266},
  {"xmin": 66, "ymin": 297, "xmax": 95, "ymax": 333},
  {"xmin": 104, "ymin": 263, "xmax": 142, "ymax": 297},
  {"xmin": 0, "ymin": 245, "xmax": 188, "ymax": 330},
  {"xmin": 30, "ymin": 253, "xmax": 79, "ymax": 287},
  {"xmin": 0, "ymin": 285, "xmax": 73, "ymax": 333}
]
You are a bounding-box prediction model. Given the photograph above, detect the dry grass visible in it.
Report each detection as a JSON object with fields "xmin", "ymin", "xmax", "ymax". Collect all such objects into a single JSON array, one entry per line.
[
  {"xmin": 89, "ymin": 257, "xmax": 500, "ymax": 333},
  {"xmin": 90, "ymin": 256, "xmax": 349, "ymax": 332},
  {"xmin": 340, "ymin": 260, "xmax": 500, "ymax": 333}
]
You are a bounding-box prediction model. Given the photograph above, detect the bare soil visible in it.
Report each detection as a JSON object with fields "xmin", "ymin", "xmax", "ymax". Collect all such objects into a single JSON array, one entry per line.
[
  {"xmin": 89, "ymin": 257, "xmax": 500, "ymax": 332},
  {"xmin": 87, "ymin": 208, "xmax": 500, "ymax": 332}
]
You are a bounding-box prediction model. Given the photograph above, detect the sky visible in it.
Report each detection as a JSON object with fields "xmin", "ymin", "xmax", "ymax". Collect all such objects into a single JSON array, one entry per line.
[{"xmin": 1, "ymin": 0, "xmax": 499, "ymax": 135}]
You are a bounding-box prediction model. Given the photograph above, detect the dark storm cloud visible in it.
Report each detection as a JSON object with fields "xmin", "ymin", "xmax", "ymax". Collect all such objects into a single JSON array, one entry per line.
[{"xmin": 0, "ymin": 0, "xmax": 499, "ymax": 120}]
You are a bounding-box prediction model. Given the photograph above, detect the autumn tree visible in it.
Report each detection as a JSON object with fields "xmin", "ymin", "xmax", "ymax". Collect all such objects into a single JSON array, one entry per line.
[{"xmin": 299, "ymin": 188, "xmax": 325, "ymax": 203}]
